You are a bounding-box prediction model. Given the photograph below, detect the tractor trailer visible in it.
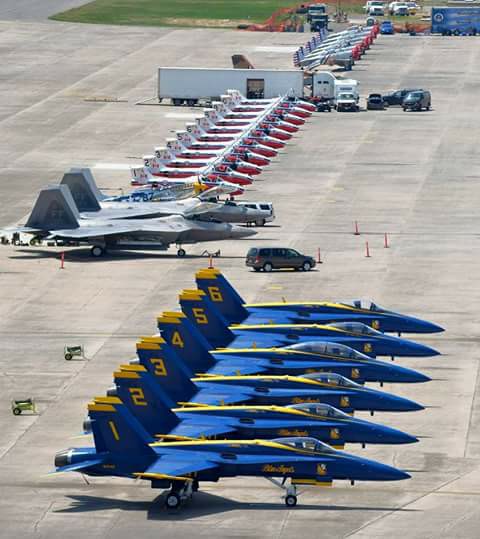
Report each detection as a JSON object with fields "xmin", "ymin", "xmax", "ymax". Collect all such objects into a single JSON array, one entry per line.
[{"xmin": 157, "ymin": 67, "xmax": 359, "ymax": 106}]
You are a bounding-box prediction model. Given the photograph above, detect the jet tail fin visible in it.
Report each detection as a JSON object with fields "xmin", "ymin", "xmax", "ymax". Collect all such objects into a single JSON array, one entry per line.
[
  {"xmin": 60, "ymin": 168, "xmax": 105, "ymax": 212},
  {"xmin": 156, "ymin": 313, "xmax": 217, "ymax": 373},
  {"xmin": 178, "ymin": 289, "xmax": 234, "ymax": 348},
  {"xmin": 113, "ymin": 365, "xmax": 179, "ymax": 438},
  {"xmin": 25, "ymin": 185, "xmax": 80, "ymax": 230},
  {"xmin": 87, "ymin": 397, "xmax": 156, "ymax": 455},
  {"xmin": 195, "ymin": 268, "xmax": 248, "ymax": 324},
  {"xmin": 135, "ymin": 337, "xmax": 199, "ymax": 404}
]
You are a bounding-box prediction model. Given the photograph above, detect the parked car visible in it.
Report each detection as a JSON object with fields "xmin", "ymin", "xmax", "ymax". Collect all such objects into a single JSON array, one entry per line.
[
  {"xmin": 310, "ymin": 96, "xmax": 332, "ymax": 112},
  {"xmin": 389, "ymin": 1, "xmax": 409, "ymax": 15},
  {"xmin": 363, "ymin": 0, "xmax": 384, "ymax": 13},
  {"xmin": 246, "ymin": 247, "xmax": 316, "ymax": 272},
  {"xmin": 336, "ymin": 92, "xmax": 360, "ymax": 112},
  {"xmin": 235, "ymin": 201, "xmax": 275, "ymax": 226},
  {"xmin": 380, "ymin": 20, "xmax": 395, "ymax": 34},
  {"xmin": 403, "ymin": 90, "xmax": 431, "ymax": 111},
  {"xmin": 366, "ymin": 93, "xmax": 385, "ymax": 110},
  {"xmin": 382, "ymin": 88, "xmax": 423, "ymax": 106},
  {"xmin": 369, "ymin": 4, "xmax": 385, "ymax": 15},
  {"xmin": 406, "ymin": 1, "xmax": 418, "ymax": 14}
]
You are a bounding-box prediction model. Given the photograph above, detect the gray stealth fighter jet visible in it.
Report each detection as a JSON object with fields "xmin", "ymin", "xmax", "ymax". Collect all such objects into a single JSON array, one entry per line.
[
  {"xmin": 61, "ymin": 168, "xmax": 266, "ymax": 225},
  {"xmin": 14, "ymin": 184, "xmax": 255, "ymax": 257}
]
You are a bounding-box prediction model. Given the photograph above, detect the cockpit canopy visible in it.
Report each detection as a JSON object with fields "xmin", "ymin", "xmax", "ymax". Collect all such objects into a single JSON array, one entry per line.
[
  {"xmin": 302, "ymin": 372, "xmax": 361, "ymax": 388},
  {"xmin": 330, "ymin": 322, "xmax": 382, "ymax": 336},
  {"xmin": 273, "ymin": 437, "xmax": 335, "ymax": 453},
  {"xmin": 287, "ymin": 403, "xmax": 350, "ymax": 419},
  {"xmin": 284, "ymin": 341, "xmax": 370, "ymax": 359},
  {"xmin": 341, "ymin": 299, "xmax": 384, "ymax": 312}
]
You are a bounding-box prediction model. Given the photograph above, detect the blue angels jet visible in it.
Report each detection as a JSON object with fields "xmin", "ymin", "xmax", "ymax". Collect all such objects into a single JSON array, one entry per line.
[
  {"xmin": 55, "ymin": 396, "xmax": 410, "ymax": 508},
  {"xmin": 100, "ymin": 363, "xmax": 418, "ymax": 448},
  {"xmin": 157, "ymin": 311, "xmax": 430, "ymax": 385},
  {"xmin": 195, "ymin": 268, "xmax": 444, "ymax": 334},
  {"xmin": 131, "ymin": 337, "xmax": 424, "ymax": 414},
  {"xmin": 177, "ymin": 289, "xmax": 440, "ymax": 358}
]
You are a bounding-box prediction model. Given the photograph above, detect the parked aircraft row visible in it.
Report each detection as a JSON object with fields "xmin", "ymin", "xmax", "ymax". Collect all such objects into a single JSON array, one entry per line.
[
  {"xmin": 55, "ymin": 268, "xmax": 443, "ymax": 509},
  {"xmin": 6, "ymin": 90, "xmax": 314, "ymax": 257},
  {"xmin": 293, "ymin": 25, "xmax": 380, "ymax": 71}
]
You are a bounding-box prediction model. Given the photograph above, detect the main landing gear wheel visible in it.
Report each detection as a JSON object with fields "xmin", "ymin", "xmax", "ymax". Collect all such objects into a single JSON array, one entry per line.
[
  {"xmin": 263, "ymin": 262, "xmax": 273, "ymax": 272},
  {"xmin": 165, "ymin": 492, "xmax": 181, "ymax": 509},
  {"xmin": 177, "ymin": 248, "xmax": 186, "ymax": 257},
  {"xmin": 91, "ymin": 245, "xmax": 105, "ymax": 257},
  {"xmin": 285, "ymin": 495, "xmax": 297, "ymax": 507}
]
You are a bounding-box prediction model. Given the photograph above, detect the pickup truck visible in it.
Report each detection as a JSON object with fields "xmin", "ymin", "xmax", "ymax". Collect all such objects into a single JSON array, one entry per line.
[{"xmin": 336, "ymin": 92, "xmax": 360, "ymax": 112}]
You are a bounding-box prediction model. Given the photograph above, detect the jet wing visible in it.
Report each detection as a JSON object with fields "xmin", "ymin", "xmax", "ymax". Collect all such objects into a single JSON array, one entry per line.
[
  {"xmin": 206, "ymin": 360, "xmax": 267, "ymax": 376},
  {"xmin": 135, "ymin": 456, "xmax": 218, "ymax": 481},
  {"xmin": 170, "ymin": 420, "xmax": 236, "ymax": 439},
  {"xmin": 190, "ymin": 385, "xmax": 257, "ymax": 405}
]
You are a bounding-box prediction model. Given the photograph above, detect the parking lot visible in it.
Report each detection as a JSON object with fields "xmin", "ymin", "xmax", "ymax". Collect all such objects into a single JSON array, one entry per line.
[{"xmin": 1, "ymin": 18, "xmax": 480, "ymax": 539}]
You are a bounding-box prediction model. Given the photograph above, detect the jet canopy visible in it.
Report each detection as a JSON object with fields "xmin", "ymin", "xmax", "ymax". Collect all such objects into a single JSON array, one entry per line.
[
  {"xmin": 284, "ymin": 341, "xmax": 370, "ymax": 360},
  {"xmin": 329, "ymin": 322, "xmax": 382, "ymax": 336},
  {"xmin": 341, "ymin": 299, "xmax": 385, "ymax": 312},
  {"xmin": 287, "ymin": 403, "xmax": 350, "ymax": 419},
  {"xmin": 302, "ymin": 372, "xmax": 362, "ymax": 388},
  {"xmin": 273, "ymin": 437, "xmax": 335, "ymax": 454}
]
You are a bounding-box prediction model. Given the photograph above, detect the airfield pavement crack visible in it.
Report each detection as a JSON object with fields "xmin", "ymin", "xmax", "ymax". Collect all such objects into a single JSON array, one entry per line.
[{"xmin": 343, "ymin": 468, "xmax": 476, "ymax": 538}]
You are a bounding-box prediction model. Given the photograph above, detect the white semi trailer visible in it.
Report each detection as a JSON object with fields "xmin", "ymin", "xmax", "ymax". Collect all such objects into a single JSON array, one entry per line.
[{"xmin": 157, "ymin": 67, "xmax": 359, "ymax": 107}]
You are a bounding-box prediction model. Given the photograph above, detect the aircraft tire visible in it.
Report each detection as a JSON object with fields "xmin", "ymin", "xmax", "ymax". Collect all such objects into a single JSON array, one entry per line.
[
  {"xmin": 64, "ymin": 353, "xmax": 73, "ymax": 361},
  {"xmin": 285, "ymin": 495, "xmax": 297, "ymax": 507},
  {"xmin": 165, "ymin": 492, "xmax": 181, "ymax": 509},
  {"xmin": 263, "ymin": 262, "xmax": 273, "ymax": 272},
  {"xmin": 91, "ymin": 246, "xmax": 105, "ymax": 258},
  {"xmin": 177, "ymin": 248, "xmax": 186, "ymax": 257},
  {"xmin": 13, "ymin": 407, "xmax": 22, "ymax": 415}
]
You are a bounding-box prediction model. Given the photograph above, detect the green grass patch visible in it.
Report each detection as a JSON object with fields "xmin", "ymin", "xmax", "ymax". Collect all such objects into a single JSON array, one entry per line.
[{"xmin": 50, "ymin": 0, "xmax": 302, "ymax": 27}]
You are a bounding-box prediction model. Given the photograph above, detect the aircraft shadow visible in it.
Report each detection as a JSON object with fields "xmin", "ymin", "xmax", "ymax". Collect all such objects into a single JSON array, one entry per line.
[
  {"xmin": 55, "ymin": 492, "xmax": 417, "ymax": 520},
  {"xmin": 8, "ymin": 248, "xmax": 247, "ymax": 263}
]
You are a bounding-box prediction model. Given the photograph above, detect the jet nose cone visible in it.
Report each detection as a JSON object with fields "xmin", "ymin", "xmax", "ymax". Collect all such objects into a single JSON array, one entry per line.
[
  {"xmin": 388, "ymin": 364, "xmax": 431, "ymax": 384},
  {"xmin": 371, "ymin": 424, "xmax": 419, "ymax": 445},
  {"xmin": 364, "ymin": 460, "xmax": 411, "ymax": 481},
  {"xmin": 376, "ymin": 391, "xmax": 424, "ymax": 412},
  {"xmin": 404, "ymin": 340, "xmax": 440, "ymax": 357},
  {"xmin": 230, "ymin": 225, "xmax": 257, "ymax": 239}
]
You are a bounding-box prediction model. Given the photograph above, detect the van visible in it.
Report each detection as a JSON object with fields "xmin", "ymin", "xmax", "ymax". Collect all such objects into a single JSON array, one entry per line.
[
  {"xmin": 403, "ymin": 90, "xmax": 431, "ymax": 111},
  {"xmin": 246, "ymin": 247, "xmax": 316, "ymax": 272},
  {"xmin": 235, "ymin": 201, "xmax": 275, "ymax": 226}
]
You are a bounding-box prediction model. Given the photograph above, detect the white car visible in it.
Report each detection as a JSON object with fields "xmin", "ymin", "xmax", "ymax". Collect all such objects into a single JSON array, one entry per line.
[
  {"xmin": 369, "ymin": 5, "xmax": 385, "ymax": 15},
  {"xmin": 406, "ymin": 1, "xmax": 419, "ymax": 14},
  {"xmin": 363, "ymin": 0, "xmax": 385, "ymax": 13},
  {"xmin": 389, "ymin": 1, "xmax": 409, "ymax": 14}
]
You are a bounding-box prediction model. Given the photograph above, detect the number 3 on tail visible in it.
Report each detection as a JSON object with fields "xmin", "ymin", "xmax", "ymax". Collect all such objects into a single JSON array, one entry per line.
[{"xmin": 150, "ymin": 358, "xmax": 168, "ymax": 376}]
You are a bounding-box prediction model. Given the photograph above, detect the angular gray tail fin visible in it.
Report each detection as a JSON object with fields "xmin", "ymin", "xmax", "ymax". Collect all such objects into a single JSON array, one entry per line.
[
  {"xmin": 26, "ymin": 185, "xmax": 80, "ymax": 230},
  {"xmin": 60, "ymin": 168, "xmax": 105, "ymax": 212}
]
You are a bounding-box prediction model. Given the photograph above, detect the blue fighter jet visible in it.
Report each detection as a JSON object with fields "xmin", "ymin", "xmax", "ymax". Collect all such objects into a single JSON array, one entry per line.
[
  {"xmin": 130, "ymin": 337, "xmax": 424, "ymax": 414},
  {"xmin": 177, "ymin": 289, "xmax": 440, "ymax": 358},
  {"xmin": 55, "ymin": 396, "xmax": 410, "ymax": 508},
  {"xmin": 195, "ymin": 268, "xmax": 444, "ymax": 334},
  {"xmin": 156, "ymin": 311, "xmax": 430, "ymax": 384},
  {"xmin": 101, "ymin": 363, "xmax": 418, "ymax": 448}
]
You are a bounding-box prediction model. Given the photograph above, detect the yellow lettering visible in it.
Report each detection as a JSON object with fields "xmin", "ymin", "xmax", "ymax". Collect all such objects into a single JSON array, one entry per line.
[
  {"xmin": 108, "ymin": 420, "xmax": 120, "ymax": 441},
  {"xmin": 340, "ymin": 396, "xmax": 350, "ymax": 408},
  {"xmin": 150, "ymin": 358, "xmax": 168, "ymax": 376},
  {"xmin": 192, "ymin": 307, "xmax": 208, "ymax": 325},
  {"xmin": 351, "ymin": 368, "xmax": 360, "ymax": 379},
  {"xmin": 171, "ymin": 331, "xmax": 185, "ymax": 348},
  {"xmin": 330, "ymin": 428, "xmax": 340, "ymax": 440},
  {"xmin": 371, "ymin": 320, "xmax": 380, "ymax": 330},
  {"xmin": 363, "ymin": 343, "xmax": 373, "ymax": 353},
  {"xmin": 317, "ymin": 464, "xmax": 328, "ymax": 476},
  {"xmin": 129, "ymin": 387, "xmax": 147, "ymax": 406},
  {"xmin": 207, "ymin": 286, "xmax": 223, "ymax": 302}
]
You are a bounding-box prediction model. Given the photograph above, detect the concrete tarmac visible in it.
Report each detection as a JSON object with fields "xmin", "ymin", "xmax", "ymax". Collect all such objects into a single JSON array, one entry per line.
[{"xmin": 0, "ymin": 19, "xmax": 479, "ymax": 539}]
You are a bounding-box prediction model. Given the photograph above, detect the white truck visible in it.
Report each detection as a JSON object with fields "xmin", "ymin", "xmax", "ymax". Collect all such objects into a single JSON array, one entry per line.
[{"xmin": 157, "ymin": 67, "xmax": 359, "ymax": 108}]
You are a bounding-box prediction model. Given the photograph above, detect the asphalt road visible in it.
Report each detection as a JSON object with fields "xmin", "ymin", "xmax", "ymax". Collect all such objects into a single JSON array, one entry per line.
[{"xmin": 0, "ymin": 20, "xmax": 479, "ymax": 539}]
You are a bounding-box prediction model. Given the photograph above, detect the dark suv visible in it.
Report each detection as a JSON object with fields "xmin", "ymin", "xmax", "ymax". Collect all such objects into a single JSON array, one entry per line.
[
  {"xmin": 382, "ymin": 88, "xmax": 423, "ymax": 106},
  {"xmin": 246, "ymin": 247, "xmax": 316, "ymax": 272}
]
